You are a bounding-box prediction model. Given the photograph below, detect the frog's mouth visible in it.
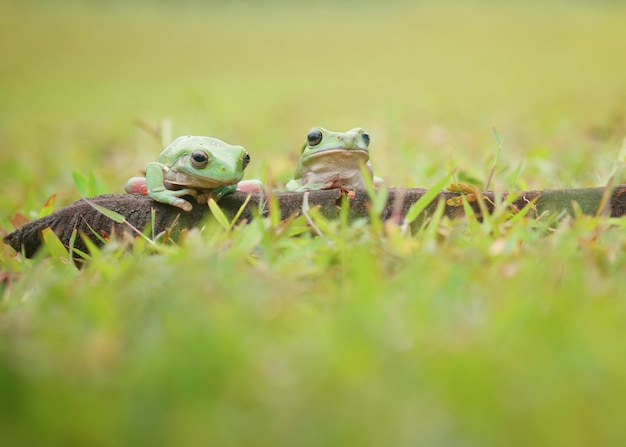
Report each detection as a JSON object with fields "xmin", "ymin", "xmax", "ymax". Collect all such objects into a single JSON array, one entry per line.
[
  {"xmin": 302, "ymin": 148, "xmax": 369, "ymax": 162},
  {"xmin": 165, "ymin": 172, "xmax": 243, "ymax": 189}
]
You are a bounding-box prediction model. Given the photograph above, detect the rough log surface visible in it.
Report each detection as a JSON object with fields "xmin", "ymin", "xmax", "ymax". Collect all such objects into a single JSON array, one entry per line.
[{"xmin": 5, "ymin": 185, "xmax": 626, "ymax": 258}]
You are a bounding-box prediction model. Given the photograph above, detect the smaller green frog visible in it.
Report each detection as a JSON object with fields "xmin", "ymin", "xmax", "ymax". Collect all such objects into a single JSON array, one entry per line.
[
  {"xmin": 125, "ymin": 135, "xmax": 258, "ymax": 212},
  {"xmin": 285, "ymin": 127, "xmax": 382, "ymax": 192}
]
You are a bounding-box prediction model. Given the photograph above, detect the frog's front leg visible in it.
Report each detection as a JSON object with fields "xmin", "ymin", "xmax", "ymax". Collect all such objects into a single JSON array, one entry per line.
[
  {"xmin": 285, "ymin": 179, "xmax": 302, "ymax": 192},
  {"xmin": 145, "ymin": 162, "xmax": 197, "ymax": 212},
  {"xmin": 285, "ymin": 177, "xmax": 338, "ymax": 192},
  {"xmin": 285, "ymin": 179, "xmax": 320, "ymax": 192}
]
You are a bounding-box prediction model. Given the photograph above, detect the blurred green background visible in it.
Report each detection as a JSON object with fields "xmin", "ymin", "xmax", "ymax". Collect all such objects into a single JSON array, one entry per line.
[
  {"xmin": 2, "ymin": 0, "xmax": 626, "ymax": 213},
  {"xmin": 3, "ymin": 1, "xmax": 626, "ymax": 446}
]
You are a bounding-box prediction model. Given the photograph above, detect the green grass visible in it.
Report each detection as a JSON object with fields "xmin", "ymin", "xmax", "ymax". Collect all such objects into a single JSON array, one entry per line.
[{"xmin": 2, "ymin": 1, "xmax": 626, "ymax": 445}]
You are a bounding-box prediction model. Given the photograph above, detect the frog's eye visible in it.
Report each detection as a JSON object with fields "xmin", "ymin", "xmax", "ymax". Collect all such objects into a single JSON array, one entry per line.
[
  {"xmin": 362, "ymin": 132, "xmax": 370, "ymax": 147},
  {"xmin": 242, "ymin": 151, "xmax": 250, "ymax": 169},
  {"xmin": 191, "ymin": 150, "xmax": 209, "ymax": 168},
  {"xmin": 307, "ymin": 129, "xmax": 323, "ymax": 147}
]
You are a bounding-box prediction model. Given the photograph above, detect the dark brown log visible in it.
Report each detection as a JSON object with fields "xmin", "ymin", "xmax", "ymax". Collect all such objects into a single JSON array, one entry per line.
[{"xmin": 4, "ymin": 185, "xmax": 626, "ymax": 258}]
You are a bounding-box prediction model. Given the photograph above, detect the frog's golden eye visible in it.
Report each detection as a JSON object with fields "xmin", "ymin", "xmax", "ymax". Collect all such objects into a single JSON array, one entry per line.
[
  {"xmin": 191, "ymin": 150, "xmax": 209, "ymax": 168},
  {"xmin": 362, "ymin": 132, "xmax": 370, "ymax": 147},
  {"xmin": 307, "ymin": 129, "xmax": 323, "ymax": 147},
  {"xmin": 242, "ymin": 151, "xmax": 250, "ymax": 169}
]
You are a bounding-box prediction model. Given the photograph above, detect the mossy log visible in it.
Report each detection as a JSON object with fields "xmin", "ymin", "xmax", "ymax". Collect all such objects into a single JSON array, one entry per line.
[{"xmin": 4, "ymin": 185, "xmax": 626, "ymax": 258}]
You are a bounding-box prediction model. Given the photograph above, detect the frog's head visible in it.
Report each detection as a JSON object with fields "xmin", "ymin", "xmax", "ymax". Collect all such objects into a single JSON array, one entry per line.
[
  {"xmin": 300, "ymin": 127, "xmax": 370, "ymax": 163},
  {"xmin": 163, "ymin": 135, "xmax": 250, "ymax": 188}
]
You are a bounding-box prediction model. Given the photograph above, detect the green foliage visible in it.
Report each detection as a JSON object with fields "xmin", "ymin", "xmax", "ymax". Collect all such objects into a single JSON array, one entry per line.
[
  {"xmin": 2, "ymin": 1, "xmax": 626, "ymax": 445},
  {"xmin": 72, "ymin": 170, "xmax": 107, "ymax": 198},
  {"xmin": 4, "ymin": 200, "xmax": 626, "ymax": 445}
]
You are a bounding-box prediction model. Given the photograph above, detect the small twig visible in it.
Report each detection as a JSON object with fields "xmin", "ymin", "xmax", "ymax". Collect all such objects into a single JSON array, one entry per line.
[{"xmin": 134, "ymin": 118, "xmax": 163, "ymax": 143}]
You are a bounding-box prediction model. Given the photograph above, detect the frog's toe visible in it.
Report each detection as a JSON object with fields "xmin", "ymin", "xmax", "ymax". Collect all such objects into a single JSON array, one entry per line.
[
  {"xmin": 148, "ymin": 191, "xmax": 194, "ymax": 211},
  {"xmin": 172, "ymin": 198, "xmax": 193, "ymax": 212},
  {"xmin": 171, "ymin": 188, "xmax": 197, "ymax": 198}
]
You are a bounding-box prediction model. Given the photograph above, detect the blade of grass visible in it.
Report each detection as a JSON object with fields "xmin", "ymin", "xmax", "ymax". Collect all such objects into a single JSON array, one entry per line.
[
  {"xmin": 405, "ymin": 172, "xmax": 453, "ymax": 224},
  {"xmin": 41, "ymin": 228, "xmax": 72, "ymax": 264},
  {"xmin": 68, "ymin": 228, "xmax": 78, "ymax": 260},
  {"xmin": 595, "ymin": 144, "xmax": 624, "ymax": 217},
  {"xmin": 208, "ymin": 198, "xmax": 230, "ymax": 230},
  {"xmin": 151, "ymin": 207, "xmax": 156, "ymax": 240},
  {"xmin": 81, "ymin": 218, "xmax": 110, "ymax": 245},
  {"xmin": 360, "ymin": 164, "xmax": 388, "ymax": 216},
  {"xmin": 230, "ymin": 193, "xmax": 252, "ymax": 229},
  {"xmin": 508, "ymin": 195, "xmax": 538, "ymax": 224},
  {"xmin": 422, "ymin": 197, "xmax": 446, "ymax": 252},
  {"xmin": 485, "ymin": 127, "xmax": 503, "ymax": 191},
  {"xmin": 83, "ymin": 199, "xmax": 155, "ymax": 244},
  {"xmin": 72, "ymin": 170, "xmax": 90, "ymax": 197},
  {"xmin": 37, "ymin": 194, "xmax": 57, "ymax": 218},
  {"xmin": 301, "ymin": 191, "xmax": 327, "ymax": 240}
]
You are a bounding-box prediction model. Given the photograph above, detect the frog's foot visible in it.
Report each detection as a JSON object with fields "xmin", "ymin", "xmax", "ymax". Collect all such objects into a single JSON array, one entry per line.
[
  {"xmin": 285, "ymin": 179, "xmax": 302, "ymax": 192},
  {"xmin": 339, "ymin": 186, "xmax": 357, "ymax": 199},
  {"xmin": 237, "ymin": 179, "xmax": 264, "ymax": 194},
  {"xmin": 125, "ymin": 177, "xmax": 148, "ymax": 195},
  {"xmin": 196, "ymin": 184, "xmax": 239, "ymax": 205},
  {"xmin": 150, "ymin": 188, "xmax": 198, "ymax": 212},
  {"xmin": 285, "ymin": 179, "xmax": 334, "ymax": 192}
]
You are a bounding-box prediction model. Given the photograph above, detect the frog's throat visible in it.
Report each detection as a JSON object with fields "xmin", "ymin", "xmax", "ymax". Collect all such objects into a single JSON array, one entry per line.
[{"xmin": 302, "ymin": 148, "xmax": 369, "ymax": 162}]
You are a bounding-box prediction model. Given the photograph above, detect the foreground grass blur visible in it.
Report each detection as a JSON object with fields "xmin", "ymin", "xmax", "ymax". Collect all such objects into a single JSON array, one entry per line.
[{"xmin": 2, "ymin": 1, "xmax": 626, "ymax": 445}]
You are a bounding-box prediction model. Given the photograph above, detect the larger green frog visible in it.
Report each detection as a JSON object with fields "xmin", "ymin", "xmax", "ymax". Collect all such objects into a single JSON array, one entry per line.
[
  {"xmin": 125, "ymin": 135, "xmax": 253, "ymax": 212},
  {"xmin": 285, "ymin": 127, "xmax": 382, "ymax": 192}
]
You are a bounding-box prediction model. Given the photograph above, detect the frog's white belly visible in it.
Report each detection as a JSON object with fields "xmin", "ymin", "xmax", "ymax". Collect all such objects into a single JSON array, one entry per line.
[{"xmin": 299, "ymin": 150, "xmax": 372, "ymax": 188}]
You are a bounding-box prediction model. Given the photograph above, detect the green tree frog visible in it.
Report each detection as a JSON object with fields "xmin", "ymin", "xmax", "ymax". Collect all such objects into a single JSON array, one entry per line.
[
  {"xmin": 125, "ymin": 135, "xmax": 261, "ymax": 212},
  {"xmin": 285, "ymin": 127, "xmax": 383, "ymax": 192}
]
